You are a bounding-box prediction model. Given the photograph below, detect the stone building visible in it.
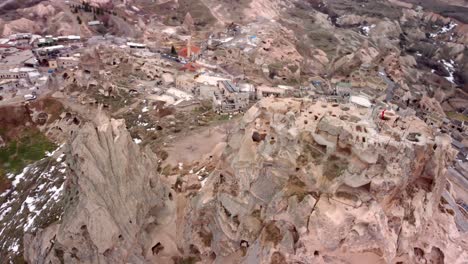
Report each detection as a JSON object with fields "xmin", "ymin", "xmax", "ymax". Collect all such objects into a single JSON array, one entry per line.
[
  {"xmin": 256, "ymin": 85, "xmax": 285, "ymax": 99},
  {"xmin": 213, "ymin": 80, "xmax": 250, "ymax": 113}
]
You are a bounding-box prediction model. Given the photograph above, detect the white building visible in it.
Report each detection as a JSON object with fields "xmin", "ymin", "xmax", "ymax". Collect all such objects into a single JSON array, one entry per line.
[
  {"xmin": 127, "ymin": 42, "xmax": 146, "ymax": 49},
  {"xmin": 88, "ymin": 21, "xmax": 102, "ymax": 26}
]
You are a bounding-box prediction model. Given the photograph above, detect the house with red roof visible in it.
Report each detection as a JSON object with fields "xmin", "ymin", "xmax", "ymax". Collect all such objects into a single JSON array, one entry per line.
[{"xmin": 178, "ymin": 45, "xmax": 201, "ymax": 60}]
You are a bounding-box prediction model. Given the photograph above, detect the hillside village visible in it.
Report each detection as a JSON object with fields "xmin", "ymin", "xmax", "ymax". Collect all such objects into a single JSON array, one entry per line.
[{"xmin": 0, "ymin": 0, "xmax": 467, "ymax": 263}]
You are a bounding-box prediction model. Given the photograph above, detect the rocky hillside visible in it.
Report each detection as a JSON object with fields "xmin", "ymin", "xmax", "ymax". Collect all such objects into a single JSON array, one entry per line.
[
  {"xmin": 23, "ymin": 99, "xmax": 468, "ymax": 263},
  {"xmin": 0, "ymin": 0, "xmax": 466, "ymax": 262},
  {"xmin": 24, "ymin": 110, "xmax": 172, "ymax": 263},
  {"xmin": 181, "ymin": 98, "xmax": 467, "ymax": 263}
]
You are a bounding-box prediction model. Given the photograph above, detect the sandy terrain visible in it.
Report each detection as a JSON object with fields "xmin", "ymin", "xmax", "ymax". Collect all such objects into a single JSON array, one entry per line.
[{"xmin": 163, "ymin": 124, "xmax": 229, "ymax": 167}]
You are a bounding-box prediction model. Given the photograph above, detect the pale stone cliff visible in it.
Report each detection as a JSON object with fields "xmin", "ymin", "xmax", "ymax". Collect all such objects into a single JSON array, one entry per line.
[
  {"xmin": 24, "ymin": 99, "xmax": 468, "ymax": 263},
  {"xmin": 24, "ymin": 112, "xmax": 173, "ymax": 263}
]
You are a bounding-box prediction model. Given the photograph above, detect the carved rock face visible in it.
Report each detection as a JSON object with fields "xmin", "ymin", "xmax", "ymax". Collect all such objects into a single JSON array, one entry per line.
[
  {"xmin": 182, "ymin": 98, "xmax": 466, "ymax": 264},
  {"xmin": 24, "ymin": 113, "xmax": 171, "ymax": 264},
  {"xmin": 24, "ymin": 99, "xmax": 467, "ymax": 264}
]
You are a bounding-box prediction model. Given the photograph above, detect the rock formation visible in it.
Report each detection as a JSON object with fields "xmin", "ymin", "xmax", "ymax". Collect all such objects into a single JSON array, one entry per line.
[
  {"xmin": 24, "ymin": 98, "xmax": 468, "ymax": 263},
  {"xmin": 182, "ymin": 98, "xmax": 467, "ymax": 263},
  {"xmin": 333, "ymin": 42, "xmax": 379, "ymax": 75},
  {"xmin": 20, "ymin": 3, "xmax": 56, "ymax": 19},
  {"xmin": 24, "ymin": 111, "xmax": 173, "ymax": 263},
  {"xmin": 2, "ymin": 18, "xmax": 41, "ymax": 36},
  {"xmin": 182, "ymin": 12, "xmax": 195, "ymax": 33}
]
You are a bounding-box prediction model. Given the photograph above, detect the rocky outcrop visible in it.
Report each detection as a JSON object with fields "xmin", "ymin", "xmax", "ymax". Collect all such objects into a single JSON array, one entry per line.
[
  {"xmin": 182, "ymin": 98, "xmax": 467, "ymax": 263},
  {"xmin": 369, "ymin": 20, "xmax": 402, "ymax": 52},
  {"xmin": 2, "ymin": 18, "xmax": 41, "ymax": 36},
  {"xmin": 182, "ymin": 12, "xmax": 195, "ymax": 33},
  {"xmin": 24, "ymin": 111, "xmax": 172, "ymax": 263},
  {"xmin": 419, "ymin": 95, "xmax": 446, "ymax": 117},
  {"xmin": 333, "ymin": 41, "xmax": 379, "ymax": 75},
  {"xmin": 23, "ymin": 98, "xmax": 468, "ymax": 263},
  {"xmin": 20, "ymin": 3, "xmax": 56, "ymax": 19},
  {"xmin": 336, "ymin": 14, "xmax": 369, "ymax": 27}
]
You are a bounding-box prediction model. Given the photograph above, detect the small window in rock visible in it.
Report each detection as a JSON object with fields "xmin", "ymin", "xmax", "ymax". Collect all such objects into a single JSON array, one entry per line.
[
  {"xmin": 240, "ymin": 240, "xmax": 249, "ymax": 248},
  {"xmin": 152, "ymin": 242, "xmax": 164, "ymax": 255},
  {"xmin": 73, "ymin": 117, "xmax": 80, "ymax": 125},
  {"xmin": 189, "ymin": 244, "xmax": 200, "ymax": 255},
  {"xmin": 72, "ymin": 247, "xmax": 78, "ymax": 254},
  {"xmin": 252, "ymin": 131, "xmax": 266, "ymax": 142},
  {"xmin": 314, "ymin": 250, "xmax": 319, "ymax": 257},
  {"xmin": 210, "ymin": 252, "xmax": 216, "ymax": 260}
]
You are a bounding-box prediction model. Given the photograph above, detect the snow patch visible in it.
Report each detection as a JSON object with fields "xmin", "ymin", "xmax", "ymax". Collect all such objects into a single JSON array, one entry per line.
[
  {"xmin": 430, "ymin": 22, "xmax": 457, "ymax": 38},
  {"xmin": 200, "ymin": 177, "xmax": 208, "ymax": 187},
  {"xmin": 163, "ymin": 27, "xmax": 176, "ymax": 35},
  {"xmin": 8, "ymin": 239, "xmax": 19, "ymax": 253},
  {"xmin": 45, "ymin": 143, "xmax": 65, "ymax": 157},
  {"xmin": 220, "ymin": 37, "xmax": 234, "ymax": 43},
  {"xmin": 49, "ymin": 183, "xmax": 64, "ymax": 201},
  {"xmin": 56, "ymin": 153, "xmax": 65, "ymax": 162},
  {"xmin": 11, "ymin": 166, "xmax": 30, "ymax": 187},
  {"xmin": 136, "ymin": 120, "xmax": 149, "ymax": 127},
  {"xmin": 360, "ymin": 24, "xmax": 375, "ymax": 36},
  {"xmin": 440, "ymin": 59, "xmax": 456, "ymax": 84}
]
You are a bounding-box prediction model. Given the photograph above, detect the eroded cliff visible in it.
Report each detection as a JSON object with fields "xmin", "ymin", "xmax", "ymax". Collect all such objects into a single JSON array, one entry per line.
[
  {"xmin": 183, "ymin": 98, "xmax": 467, "ymax": 263},
  {"xmin": 24, "ymin": 112, "xmax": 173, "ymax": 263},
  {"xmin": 24, "ymin": 99, "xmax": 468, "ymax": 263}
]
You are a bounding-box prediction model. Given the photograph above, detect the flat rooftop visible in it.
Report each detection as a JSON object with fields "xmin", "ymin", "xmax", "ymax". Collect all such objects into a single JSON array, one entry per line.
[{"xmin": 0, "ymin": 50, "xmax": 35, "ymax": 67}]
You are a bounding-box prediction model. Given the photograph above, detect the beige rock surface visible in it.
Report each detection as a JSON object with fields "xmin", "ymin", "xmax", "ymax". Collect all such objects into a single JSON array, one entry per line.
[
  {"xmin": 20, "ymin": 3, "xmax": 56, "ymax": 18},
  {"xmin": 182, "ymin": 98, "xmax": 467, "ymax": 263},
  {"xmin": 2, "ymin": 18, "xmax": 41, "ymax": 36},
  {"xmin": 23, "ymin": 98, "xmax": 468, "ymax": 263},
  {"xmin": 24, "ymin": 110, "xmax": 172, "ymax": 263}
]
